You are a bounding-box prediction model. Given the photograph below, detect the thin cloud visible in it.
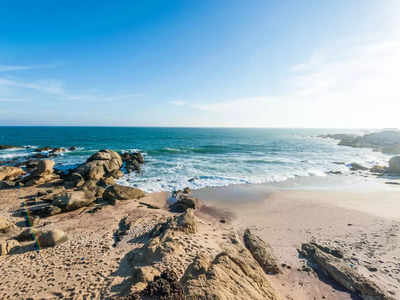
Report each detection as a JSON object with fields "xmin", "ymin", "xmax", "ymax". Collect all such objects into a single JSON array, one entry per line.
[{"xmin": 0, "ymin": 63, "xmax": 60, "ymax": 72}]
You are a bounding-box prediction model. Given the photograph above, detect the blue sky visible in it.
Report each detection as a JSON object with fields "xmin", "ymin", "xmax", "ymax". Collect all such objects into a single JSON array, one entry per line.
[{"xmin": 0, "ymin": 0, "xmax": 399, "ymax": 127}]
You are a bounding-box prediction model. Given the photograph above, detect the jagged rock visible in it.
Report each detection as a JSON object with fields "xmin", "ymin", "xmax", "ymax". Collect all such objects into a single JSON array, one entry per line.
[
  {"xmin": 52, "ymin": 191, "xmax": 95, "ymax": 211},
  {"xmin": 141, "ymin": 270, "xmax": 185, "ymax": 300},
  {"xmin": 0, "ymin": 216, "xmax": 12, "ymax": 233},
  {"xmin": 0, "ymin": 166, "xmax": 25, "ymax": 181},
  {"xmin": 349, "ymin": 163, "xmax": 369, "ymax": 171},
  {"xmin": 103, "ymin": 184, "xmax": 145, "ymax": 204},
  {"xmin": 386, "ymin": 156, "xmax": 400, "ymax": 174},
  {"xmin": 300, "ymin": 242, "xmax": 392, "ymax": 300},
  {"xmin": 169, "ymin": 189, "xmax": 197, "ymax": 212},
  {"xmin": 74, "ymin": 150, "xmax": 123, "ymax": 181},
  {"xmin": 38, "ymin": 229, "xmax": 68, "ymax": 248},
  {"xmin": 182, "ymin": 246, "xmax": 280, "ymax": 300},
  {"xmin": 121, "ymin": 151, "xmax": 144, "ymax": 173},
  {"xmin": 0, "ymin": 239, "xmax": 20, "ymax": 256},
  {"xmin": 243, "ymin": 229, "xmax": 280, "ymax": 274}
]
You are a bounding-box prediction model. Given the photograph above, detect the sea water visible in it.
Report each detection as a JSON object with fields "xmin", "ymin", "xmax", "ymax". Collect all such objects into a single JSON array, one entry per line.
[{"xmin": 0, "ymin": 127, "xmax": 389, "ymax": 192}]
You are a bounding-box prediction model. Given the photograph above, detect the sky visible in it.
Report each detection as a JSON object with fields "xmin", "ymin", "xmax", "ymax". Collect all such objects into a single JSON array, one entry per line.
[{"xmin": 0, "ymin": 0, "xmax": 399, "ymax": 128}]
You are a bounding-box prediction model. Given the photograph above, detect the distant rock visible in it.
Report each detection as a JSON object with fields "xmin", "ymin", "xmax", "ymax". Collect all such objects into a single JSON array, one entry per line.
[
  {"xmin": 68, "ymin": 146, "xmax": 77, "ymax": 151},
  {"xmin": 38, "ymin": 229, "xmax": 68, "ymax": 248},
  {"xmin": 103, "ymin": 184, "xmax": 145, "ymax": 204},
  {"xmin": 244, "ymin": 229, "xmax": 280, "ymax": 274},
  {"xmin": 0, "ymin": 145, "xmax": 23, "ymax": 150},
  {"xmin": 386, "ymin": 156, "xmax": 400, "ymax": 174},
  {"xmin": 321, "ymin": 130, "xmax": 400, "ymax": 154},
  {"xmin": 348, "ymin": 162, "xmax": 369, "ymax": 171},
  {"xmin": 121, "ymin": 151, "xmax": 144, "ymax": 173},
  {"xmin": 34, "ymin": 146, "xmax": 52, "ymax": 152}
]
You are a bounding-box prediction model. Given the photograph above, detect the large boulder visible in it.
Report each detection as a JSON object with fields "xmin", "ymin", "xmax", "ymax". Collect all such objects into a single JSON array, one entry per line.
[
  {"xmin": 0, "ymin": 166, "xmax": 25, "ymax": 181},
  {"xmin": 121, "ymin": 151, "xmax": 144, "ymax": 173},
  {"xmin": 23, "ymin": 159, "xmax": 59, "ymax": 186},
  {"xmin": 386, "ymin": 156, "xmax": 400, "ymax": 174},
  {"xmin": 52, "ymin": 191, "xmax": 95, "ymax": 211},
  {"xmin": 38, "ymin": 229, "xmax": 68, "ymax": 248},
  {"xmin": 74, "ymin": 150, "xmax": 123, "ymax": 181},
  {"xmin": 243, "ymin": 229, "xmax": 280, "ymax": 274},
  {"xmin": 103, "ymin": 184, "xmax": 145, "ymax": 204}
]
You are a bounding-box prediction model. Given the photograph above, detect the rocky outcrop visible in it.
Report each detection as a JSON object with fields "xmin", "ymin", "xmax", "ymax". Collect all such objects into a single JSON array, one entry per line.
[
  {"xmin": 169, "ymin": 189, "xmax": 198, "ymax": 212},
  {"xmin": 182, "ymin": 246, "xmax": 280, "ymax": 300},
  {"xmin": 22, "ymin": 159, "xmax": 60, "ymax": 186},
  {"xmin": 0, "ymin": 166, "xmax": 25, "ymax": 181},
  {"xmin": 300, "ymin": 242, "xmax": 393, "ymax": 300},
  {"xmin": 0, "ymin": 239, "xmax": 20, "ymax": 256},
  {"xmin": 386, "ymin": 156, "xmax": 400, "ymax": 174},
  {"xmin": 102, "ymin": 184, "xmax": 145, "ymax": 204},
  {"xmin": 121, "ymin": 151, "xmax": 144, "ymax": 173},
  {"xmin": 63, "ymin": 172, "xmax": 85, "ymax": 188},
  {"xmin": 243, "ymin": 229, "xmax": 280, "ymax": 274},
  {"xmin": 38, "ymin": 229, "xmax": 68, "ymax": 248},
  {"xmin": 52, "ymin": 191, "xmax": 95, "ymax": 212},
  {"xmin": 321, "ymin": 130, "xmax": 400, "ymax": 154},
  {"xmin": 0, "ymin": 145, "xmax": 23, "ymax": 150}
]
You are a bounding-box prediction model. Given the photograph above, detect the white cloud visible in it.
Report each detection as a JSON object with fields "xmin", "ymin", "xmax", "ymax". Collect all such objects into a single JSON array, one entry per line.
[{"xmin": 0, "ymin": 63, "xmax": 59, "ymax": 72}]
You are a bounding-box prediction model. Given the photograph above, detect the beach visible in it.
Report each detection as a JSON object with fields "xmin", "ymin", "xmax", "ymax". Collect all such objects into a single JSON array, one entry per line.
[{"xmin": 1, "ymin": 172, "xmax": 399, "ymax": 299}]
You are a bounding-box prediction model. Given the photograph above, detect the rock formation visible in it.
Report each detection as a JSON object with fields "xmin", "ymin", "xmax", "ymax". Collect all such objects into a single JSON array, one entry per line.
[
  {"xmin": 103, "ymin": 184, "xmax": 145, "ymax": 204},
  {"xmin": 169, "ymin": 189, "xmax": 198, "ymax": 212},
  {"xmin": 0, "ymin": 166, "xmax": 25, "ymax": 181},
  {"xmin": 300, "ymin": 242, "xmax": 393, "ymax": 300}
]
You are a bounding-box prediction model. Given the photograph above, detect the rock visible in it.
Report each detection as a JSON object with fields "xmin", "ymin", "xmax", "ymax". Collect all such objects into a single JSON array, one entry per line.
[
  {"xmin": 34, "ymin": 146, "xmax": 52, "ymax": 152},
  {"xmin": 0, "ymin": 145, "xmax": 23, "ymax": 150},
  {"xmin": 23, "ymin": 159, "xmax": 60, "ymax": 186},
  {"xmin": 16, "ymin": 228, "xmax": 40, "ymax": 241},
  {"xmin": 0, "ymin": 166, "xmax": 25, "ymax": 181},
  {"xmin": 300, "ymin": 242, "xmax": 392, "ymax": 300},
  {"xmin": 74, "ymin": 150, "xmax": 123, "ymax": 181},
  {"xmin": 27, "ymin": 204, "xmax": 62, "ymax": 217},
  {"xmin": 38, "ymin": 229, "xmax": 68, "ymax": 248},
  {"xmin": 69, "ymin": 146, "xmax": 77, "ymax": 151},
  {"xmin": 243, "ymin": 229, "xmax": 280, "ymax": 274},
  {"xmin": 103, "ymin": 184, "xmax": 145, "ymax": 204},
  {"xmin": 327, "ymin": 171, "xmax": 343, "ymax": 175},
  {"xmin": 169, "ymin": 191, "xmax": 197, "ymax": 212},
  {"xmin": 370, "ymin": 165, "xmax": 387, "ymax": 174},
  {"xmin": 121, "ymin": 151, "xmax": 144, "ymax": 173},
  {"xmin": 386, "ymin": 156, "xmax": 400, "ymax": 174},
  {"xmin": 63, "ymin": 172, "xmax": 85, "ymax": 188},
  {"xmin": 0, "ymin": 180, "xmax": 15, "ymax": 189},
  {"xmin": 50, "ymin": 147, "xmax": 66, "ymax": 154},
  {"xmin": 182, "ymin": 247, "xmax": 280, "ymax": 300},
  {"xmin": 140, "ymin": 270, "xmax": 185, "ymax": 300},
  {"xmin": 0, "ymin": 239, "xmax": 20, "ymax": 256},
  {"xmin": 348, "ymin": 163, "xmax": 368, "ymax": 171},
  {"xmin": 52, "ymin": 191, "xmax": 95, "ymax": 211},
  {"xmin": 176, "ymin": 208, "xmax": 197, "ymax": 234},
  {"xmin": 0, "ymin": 216, "xmax": 12, "ymax": 233}
]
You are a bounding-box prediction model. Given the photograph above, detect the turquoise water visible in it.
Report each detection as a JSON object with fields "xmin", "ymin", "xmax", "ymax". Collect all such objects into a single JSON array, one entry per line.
[{"xmin": 0, "ymin": 127, "xmax": 389, "ymax": 192}]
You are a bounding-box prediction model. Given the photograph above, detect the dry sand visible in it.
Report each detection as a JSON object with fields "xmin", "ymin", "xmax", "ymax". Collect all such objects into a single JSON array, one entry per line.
[
  {"xmin": 194, "ymin": 175, "xmax": 400, "ymax": 300},
  {"xmin": 1, "ymin": 174, "xmax": 399, "ymax": 299}
]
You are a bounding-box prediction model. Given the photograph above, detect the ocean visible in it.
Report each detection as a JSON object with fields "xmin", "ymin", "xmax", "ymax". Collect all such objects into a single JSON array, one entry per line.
[{"xmin": 0, "ymin": 127, "xmax": 389, "ymax": 192}]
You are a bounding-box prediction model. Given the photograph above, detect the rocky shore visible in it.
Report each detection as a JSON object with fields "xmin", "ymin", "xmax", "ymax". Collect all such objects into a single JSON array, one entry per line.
[{"xmin": 1, "ymin": 148, "xmax": 399, "ymax": 299}]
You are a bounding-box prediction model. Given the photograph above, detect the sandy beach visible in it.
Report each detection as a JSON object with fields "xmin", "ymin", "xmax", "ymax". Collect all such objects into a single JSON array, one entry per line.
[{"xmin": 195, "ymin": 175, "xmax": 400, "ymax": 299}]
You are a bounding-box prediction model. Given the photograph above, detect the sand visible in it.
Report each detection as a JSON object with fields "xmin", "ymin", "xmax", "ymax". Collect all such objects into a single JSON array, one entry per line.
[
  {"xmin": 194, "ymin": 175, "xmax": 400, "ymax": 299},
  {"xmin": 1, "ymin": 174, "xmax": 399, "ymax": 299}
]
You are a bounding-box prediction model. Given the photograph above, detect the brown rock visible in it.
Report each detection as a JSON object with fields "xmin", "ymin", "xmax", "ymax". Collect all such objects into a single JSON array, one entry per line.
[
  {"xmin": 103, "ymin": 184, "xmax": 145, "ymax": 204},
  {"xmin": 52, "ymin": 191, "xmax": 95, "ymax": 211},
  {"xmin": 38, "ymin": 229, "xmax": 68, "ymax": 248},
  {"xmin": 300, "ymin": 242, "xmax": 393, "ymax": 300},
  {"xmin": 0, "ymin": 166, "xmax": 25, "ymax": 181},
  {"xmin": 0, "ymin": 239, "xmax": 20, "ymax": 256},
  {"xmin": 243, "ymin": 229, "xmax": 280, "ymax": 274},
  {"xmin": 0, "ymin": 216, "xmax": 12, "ymax": 233}
]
